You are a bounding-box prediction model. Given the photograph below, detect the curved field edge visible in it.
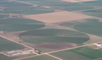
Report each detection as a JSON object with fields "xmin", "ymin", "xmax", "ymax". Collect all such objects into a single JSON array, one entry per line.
[
  {"xmin": 74, "ymin": 19, "xmax": 102, "ymax": 36},
  {"xmin": 0, "ymin": 18, "xmax": 45, "ymax": 31},
  {"xmin": 19, "ymin": 29, "xmax": 90, "ymax": 45}
]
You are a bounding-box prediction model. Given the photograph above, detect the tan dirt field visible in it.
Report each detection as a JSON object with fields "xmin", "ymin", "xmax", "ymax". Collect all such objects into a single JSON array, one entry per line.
[
  {"xmin": 62, "ymin": 0, "xmax": 95, "ymax": 2},
  {"xmin": 24, "ymin": 42, "xmax": 77, "ymax": 50},
  {"xmin": 23, "ymin": 11, "xmax": 93, "ymax": 23}
]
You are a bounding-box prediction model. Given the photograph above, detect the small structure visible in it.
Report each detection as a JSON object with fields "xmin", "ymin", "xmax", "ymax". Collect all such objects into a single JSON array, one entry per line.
[
  {"xmin": 94, "ymin": 43, "xmax": 102, "ymax": 49},
  {"xmin": 32, "ymin": 5, "xmax": 38, "ymax": 7},
  {"xmin": 35, "ymin": 49, "xmax": 41, "ymax": 54}
]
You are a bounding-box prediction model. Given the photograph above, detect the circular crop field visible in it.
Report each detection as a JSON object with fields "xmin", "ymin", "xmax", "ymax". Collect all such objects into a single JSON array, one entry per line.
[{"xmin": 20, "ymin": 29, "xmax": 90, "ymax": 45}]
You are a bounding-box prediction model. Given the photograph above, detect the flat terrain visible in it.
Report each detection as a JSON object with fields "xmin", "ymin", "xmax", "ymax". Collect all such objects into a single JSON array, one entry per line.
[
  {"xmin": 20, "ymin": 29, "xmax": 89, "ymax": 50},
  {"xmin": 23, "ymin": 11, "xmax": 93, "ymax": 23},
  {"xmin": 22, "ymin": 55, "xmax": 58, "ymax": 60},
  {"xmin": 70, "ymin": 46, "xmax": 102, "ymax": 59},
  {"xmin": 0, "ymin": 54, "xmax": 13, "ymax": 60},
  {"xmin": 62, "ymin": 0, "xmax": 95, "ymax": 2},
  {"xmin": 74, "ymin": 19, "xmax": 102, "ymax": 36},
  {"xmin": 0, "ymin": 37, "xmax": 25, "ymax": 51},
  {"xmin": 0, "ymin": 0, "xmax": 102, "ymax": 60},
  {"xmin": 51, "ymin": 50, "xmax": 92, "ymax": 60},
  {"xmin": 0, "ymin": 18, "xmax": 45, "ymax": 32}
]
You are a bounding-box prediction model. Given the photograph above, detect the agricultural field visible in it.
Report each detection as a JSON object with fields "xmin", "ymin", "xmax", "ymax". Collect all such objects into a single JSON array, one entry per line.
[
  {"xmin": 0, "ymin": 1, "xmax": 54, "ymax": 14},
  {"xmin": 82, "ymin": 0, "xmax": 102, "ymax": 6},
  {"xmin": 70, "ymin": 46, "xmax": 102, "ymax": 59},
  {"xmin": 0, "ymin": 0, "xmax": 102, "ymax": 60},
  {"xmin": 20, "ymin": 29, "xmax": 89, "ymax": 50},
  {"xmin": 24, "ymin": 0, "xmax": 95, "ymax": 11},
  {"xmin": 51, "ymin": 46, "xmax": 102, "ymax": 60},
  {"xmin": 22, "ymin": 55, "xmax": 58, "ymax": 60},
  {"xmin": 0, "ymin": 14, "xmax": 9, "ymax": 18},
  {"xmin": 74, "ymin": 19, "xmax": 102, "ymax": 36},
  {"xmin": 0, "ymin": 54, "xmax": 13, "ymax": 60},
  {"xmin": 0, "ymin": 18, "xmax": 45, "ymax": 32},
  {"xmin": 82, "ymin": 9, "xmax": 102, "ymax": 18},
  {"xmin": 24, "ymin": 11, "xmax": 93, "ymax": 23},
  {"xmin": 0, "ymin": 37, "xmax": 24, "ymax": 51},
  {"xmin": 51, "ymin": 49, "xmax": 92, "ymax": 60}
]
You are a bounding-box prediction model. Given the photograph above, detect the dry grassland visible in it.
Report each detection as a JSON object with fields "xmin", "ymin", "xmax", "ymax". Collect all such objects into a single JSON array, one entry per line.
[
  {"xmin": 23, "ymin": 11, "xmax": 93, "ymax": 23},
  {"xmin": 62, "ymin": 0, "xmax": 95, "ymax": 2}
]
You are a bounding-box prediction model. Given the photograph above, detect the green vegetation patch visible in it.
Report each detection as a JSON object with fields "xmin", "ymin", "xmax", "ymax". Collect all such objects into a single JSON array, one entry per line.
[
  {"xmin": 0, "ymin": 18, "xmax": 43, "ymax": 24},
  {"xmin": 27, "ymin": 1, "xmax": 94, "ymax": 11},
  {"xmin": 82, "ymin": 9, "xmax": 102, "ymax": 18},
  {"xmin": 0, "ymin": 1, "xmax": 31, "ymax": 7},
  {"xmin": 51, "ymin": 50, "xmax": 92, "ymax": 60},
  {"xmin": 0, "ymin": 37, "xmax": 25, "ymax": 51},
  {"xmin": 22, "ymin": 55, "xmax": 57, "ymax": 60},
  {"xmin": 20, "ymin": 29, "xmax": 88, "ymax": 37},
  {"xmin": 83, "ymin": 0, "xmax": 102, "ymax": 6},
  {"xmin": 70, "ymin": 46, "xmax": 102, "ymax": 59},
  {"xmin": 20, "ymin": 29, "xmax": 89, "ymax": 44},
  {"xmin": 0, "ymin": 18, "xmax": 45, "ymax": 31},
  {"xmin": 0, "ymin": 24, "xmax": 44, "ymax": 32},
  {"xmin": 0, "ymin": 15, "xmax": 9, "ymax": 18},
  {"xmin": 3, "ymin": 7, "xmax": 54, "ymax": 14},
  {"xmin": 74, "ymin": 19, "xmax": 102, "ymax": 36},
  {"xmin": 0, "ymin": 54, "xmax": 13, "ymax": 60}
]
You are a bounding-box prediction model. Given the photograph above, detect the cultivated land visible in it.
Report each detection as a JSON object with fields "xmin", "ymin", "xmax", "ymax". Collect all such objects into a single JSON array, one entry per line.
[
  {"xmin": 0, "ymin": 54, "xmax": 13, "ymax": 60},
  {"xmin": 0, "ymin": 18, "xmax": 45, "ymax": 32},
  {"xmin": 51, "ymin": 50, "xmax": 92, "ymax": 60},
  {"xmin": 70, "ymin": 46, "xmax": 102, "ymax": 59},
  {"xmin": 23, "ymin": 11, "xmax": 93, "ymax": 23},
  {"xmin": 0, "ymin": 0, "xmax": 102, "ymax": 60},
  {"xmin": 74, "ymin": 19, "xmax": 102, "ymax": 36},
  {"xmin": 62, "ymin": 0, "xmax": 95, "ymax": 2},
  {"xmin": 22, "ymin": 55, "xmax": 58, "ymax": 60},
  {"xmin": 0, "ymin": 37, "xmax": 25, "ymax": 51}
]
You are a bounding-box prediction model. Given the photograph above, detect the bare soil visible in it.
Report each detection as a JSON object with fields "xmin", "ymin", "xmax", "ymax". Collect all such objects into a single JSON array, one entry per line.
[
  {"xmin": 23, "ymin": 11, "xmax": 93, "ymax": 23},
  {"xmin": 24, "ymin": 42, "xmax": 77, "ymax": 50}
]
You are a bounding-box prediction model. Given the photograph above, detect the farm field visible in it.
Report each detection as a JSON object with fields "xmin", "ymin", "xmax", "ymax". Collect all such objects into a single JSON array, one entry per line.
[
  {"xmin": 20, "ymin": 29, "xmax": 89, "ymax": 44},
  {"xmin": 51, "ymin": 46, "xmax": 102, "ymax": 60},
  {"xmin": 3, "ymin": 7, "xmax": 54, "ymax": 14},
  {"xmin": 82, "ymin": 0, "xmax": 102, "ymax": 6},
  {"xmin": 22, "ymin": 55, "xmax": 58, "ymax": 60},
  {"xmin": 74, "ymin": 19, "xmax": 102, "ymax": 36},
  {"xmin": 0, "ymin": 0, "xmax": 102, "ymax": 60},
  {"xmin": 0, "ymin": 18, "xmax": 45, "ymax": 32},
  {"xmin": 24, "ymin": 11, "xmax": 93, "ymax": 23},
  {"xmin": 0, "ymin": 54, "xmax": 13, "ymax": 60},
  {"xmin": 51, "ymin": 50, "xmax": 92, "ymax": 60},
  {"xmin": 0, "ymin": 1, "xmax": 54, "ymax": 14},
  {"xmin": 0, "ymin": 14, "xmax": 8, "ymax": 18},
  {"xmin": 0, "ymin": 37, "xmax": 24, "ymax": 51},
  {"xmin": 20, "ymin": 29, "xmax": 89, "ymax": 50},
  {"xmin": 82, "ymin": 9, "xmax": 102, "ymax": 18},
  {"xmin": 25, "ymin": 0, "xmax": 95, "ymax": 11},
  {"xmin": 70, "ymin": 46, "xmax": 102, "ymax": 59}
]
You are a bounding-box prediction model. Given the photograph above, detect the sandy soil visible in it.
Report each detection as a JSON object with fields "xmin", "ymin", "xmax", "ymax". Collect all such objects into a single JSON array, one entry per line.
[
  {"xmin": 62, "ymin": 0, "xmax": 95, "ymax": 2},
  {"xmin": 24, "ymin": 42, "xmax": 77, "ymax": 50},
  {"xmin": 23, "ymin": 11, "xmax": 93, "ymax": 23}
]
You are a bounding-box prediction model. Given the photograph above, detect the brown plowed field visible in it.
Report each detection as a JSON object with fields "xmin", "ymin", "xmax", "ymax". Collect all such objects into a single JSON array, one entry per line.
[
  {"xmin": 23, "ymin": 11, "xmax": 93, "ymax": 23},
  {"xmin": 24, "ymin": 42, "xmax": 77, "ymax": 50}
]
